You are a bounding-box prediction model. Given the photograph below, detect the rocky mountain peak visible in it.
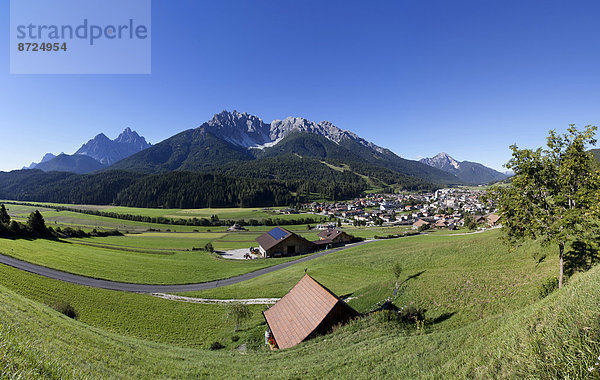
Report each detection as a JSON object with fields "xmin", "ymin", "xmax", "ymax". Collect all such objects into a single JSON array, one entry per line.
[
  {"xmin": 420, "ymin": 152, "xmax": 508, "ymax": 184},
  {"xmin": 198, "ymin": 110, "xmax": 391, "ymax": 155},
  {"xmin": 75, "ymin": 128, "xmax": 151, "ymax": 166},
  {"xmin": 421, "ymin": 152, "xmax": 461, "ymax": 170},
  {"xmin": 204, "ymin": 110, "xmax": 271, "ymax": 147}
]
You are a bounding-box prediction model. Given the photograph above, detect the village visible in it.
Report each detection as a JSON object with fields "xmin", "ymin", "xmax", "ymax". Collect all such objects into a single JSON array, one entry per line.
[
  {"xmin": 300, "ymin": 187, "xmax": 498, "ymax": 231},
  {"xmin": 247, "ymin": 188, "xmax": 500, "ymax": 262}
]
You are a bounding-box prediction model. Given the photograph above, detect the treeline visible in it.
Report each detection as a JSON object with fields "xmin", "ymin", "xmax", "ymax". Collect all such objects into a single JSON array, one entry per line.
[
  {"xmin": 0, "ymin": 169, "xmax": 369, "ymax": 207},
  {"xmin": 0, "ymin": 204, "xmax": 122, "ymax": 239},
  {"xmin": 3, "ymin": 201, "xmax": 327, "ymax": 227}
]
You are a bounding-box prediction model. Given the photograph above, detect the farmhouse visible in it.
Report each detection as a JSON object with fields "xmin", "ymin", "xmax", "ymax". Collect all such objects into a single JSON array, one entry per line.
[
  {"xmin": 255, "ymin": 227, "xmax": 316, "ymax": 258},
  {"xmin": 317, "ymin": 229, "xmax": 353, "ymax": 245},
  {"xmin": 486, "ymin": 213, "xmax": 501, "ymax": 226},
  {"xmin": 412, "ymin": 219, "xmax": 430, "ymax": 229},
  {"xmin": 263, "ymin": 274, "xmax": 359, "ymax": 349}
]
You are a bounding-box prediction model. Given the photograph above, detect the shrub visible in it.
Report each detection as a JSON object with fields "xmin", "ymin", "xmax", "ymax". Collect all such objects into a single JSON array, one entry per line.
[
  {"xmin": 205, "ymin": 243, "xmax": 214, "ymax": 253},
  {"xmin": 231, "ymin": 335, "xmax": 240, "ymax": 342},
  {"xmin": 52, "ymin": 302, "xmax": 78, "ymax": 319},
  {"xmin": 209, "ymin": 341, "xmax": 224, "ymax": 350},
  {"xmin": 538, "ymin": 276, "xmax": 559, "ymax": 298}
]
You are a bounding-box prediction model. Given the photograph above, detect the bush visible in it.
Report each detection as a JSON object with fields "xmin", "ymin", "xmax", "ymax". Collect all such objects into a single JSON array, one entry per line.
[
  {"xmin": 209, "ymin": 341, "xmax": 224, "ymax": 350},
  {"xmin": 231, "ymin": 335, "xmax": 240, "ymax": 342},
  {"xmin": 52, "ymin": 302, "xmax": 78, "ymax": 319},
  {"xmin": 418, "ymin": 224, "xmax": 431, "ymax": 232},
  {"xmin": 205, "ymin": 243, "xmax": 214, "ymax": 253},
  {"xmin": 538, "ymin": 276, "xmax": 559, "ymax": 298}
]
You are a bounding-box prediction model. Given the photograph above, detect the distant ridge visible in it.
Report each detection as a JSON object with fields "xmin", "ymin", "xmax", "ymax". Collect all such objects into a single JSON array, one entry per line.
[
  {"xmin": 420, "ymin": 152, "xmax": 508, "ymax": 184},
  {"xmin": 22, "ymin": 153, "xmax": 57, "ymax": 170},
  {"xmin": 76, "ymin": 127, "xmax": 151, "ymax": 166},
  {"xmin": 22, "ymin": 128, "xmax": 152, "ymax": 174},
  {"xmin": 34, "ymin": 153, "xmax": 106, "ymax": 174}
]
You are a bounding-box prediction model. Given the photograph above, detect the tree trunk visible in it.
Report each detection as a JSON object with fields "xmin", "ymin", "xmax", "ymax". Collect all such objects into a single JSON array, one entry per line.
[{"xmin": 558, "ymin": 242, "xmax": 564, "ymax": 288}]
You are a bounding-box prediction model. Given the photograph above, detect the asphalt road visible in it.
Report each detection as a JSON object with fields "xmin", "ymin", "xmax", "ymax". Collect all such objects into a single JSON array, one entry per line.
[{"xmin": 0, "ymin": 240, "xmax": 374, "ymax": 293}]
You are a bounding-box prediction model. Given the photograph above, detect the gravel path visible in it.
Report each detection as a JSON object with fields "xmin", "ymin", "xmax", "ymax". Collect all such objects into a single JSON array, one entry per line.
[
  {"xmin": 0, "ymin": 240, "xmax": 374, "ymax": 293},
  {"xmin": 151, "ymin": 293, "xmax": 280, "ymax": 304}
]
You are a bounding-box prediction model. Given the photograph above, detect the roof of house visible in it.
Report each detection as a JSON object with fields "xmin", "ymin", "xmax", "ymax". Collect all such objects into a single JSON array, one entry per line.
[
  {"xmin": 263, "ymin": 275, "xmax": 356, "ymax": 349},
  {"xmin": 486, "ymin": 214, "xmax": 501, "ymax": 224},
  {"xmin": 255, "ymin": 227, "xmax": 293, "ymax": 251},
  {"xmin": 317, "ymin": 229, "xmax": 347, "ymax": 240},
  {"xmin": 256, "ymin": 227, "xmax": 315, "ymax": 251},
  {"xmin": 413, "ymin": 219, "xmax": 430, "ymax": 227}
]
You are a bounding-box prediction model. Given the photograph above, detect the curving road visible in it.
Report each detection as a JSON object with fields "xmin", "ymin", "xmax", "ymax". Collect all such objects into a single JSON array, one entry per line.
[{"xmin": 0, "ymin": 240, "xmax": 374, "ymax": 293}]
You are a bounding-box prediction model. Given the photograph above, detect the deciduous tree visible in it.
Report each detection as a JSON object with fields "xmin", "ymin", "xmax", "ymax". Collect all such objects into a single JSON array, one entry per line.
[{"xmin": 490, "ymin": 125, "xmax": 600, "ymax": 288}]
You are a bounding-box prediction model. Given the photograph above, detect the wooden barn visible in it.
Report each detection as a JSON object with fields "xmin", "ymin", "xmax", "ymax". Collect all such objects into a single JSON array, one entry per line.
[
  {"xmin": 263, "ymin": 274, "xmax": 359, "ymax": 349},
  {"xmin": 255, "ymin": 227, "xmax": 316, "ymax": 258},
  {"xmin": 315, "ymin": 229, "xmax": 353, "ymax": 247}
]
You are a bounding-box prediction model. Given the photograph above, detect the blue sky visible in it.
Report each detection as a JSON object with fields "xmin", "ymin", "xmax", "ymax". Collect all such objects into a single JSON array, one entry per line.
[{"xmin": 2, "ymin": 0, "xmax": 600, "ymax": 172}]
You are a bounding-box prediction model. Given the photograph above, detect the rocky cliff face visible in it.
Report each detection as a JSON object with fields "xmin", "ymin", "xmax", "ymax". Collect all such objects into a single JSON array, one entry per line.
[
  {"xmin": 201, "ymin": 110, "xmax": 388, "ymax": 154},
  {"xmin": 75, "ymin": 128, "xmax": 151, "ymax": 165}
]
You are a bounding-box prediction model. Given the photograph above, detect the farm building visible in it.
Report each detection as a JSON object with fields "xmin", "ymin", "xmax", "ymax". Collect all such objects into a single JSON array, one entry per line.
[
  {"xmin": 316, "ymin": 229, "xmax": 353, "ymax": 246},
  {"xmin": 412, "ymin": 219, "xmax": 430, "ymax": 229},
  {"xmin": 255, "ymin": 227, "xmax": 316, "ymax": 258},
  {"xmin": 486, "ymin": 214, "xmax": 501, "ymax": 226},
  {"xmin": 263, "ymin": 274, "xmax": 359, "ymax": 349}
]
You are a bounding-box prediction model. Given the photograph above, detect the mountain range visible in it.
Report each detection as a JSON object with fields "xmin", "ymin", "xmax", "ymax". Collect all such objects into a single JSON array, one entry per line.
[
  {"xmin": 419, "ymin": 152, "xmax": 508, "ymax": 184},
  {"xmin": 5, "ymin": 110, "xmax": 515, "ymax": 207},
  {"xmin": 109, "ymin": 111, "xmax": 460, "ymax": 186},
  {"xmin": 23, "ymin": 128, "xmax": 151, "ymax": 174},
  {"xmin": 75, "ymin": 127, "xmax": 152, "ymax": 166}
]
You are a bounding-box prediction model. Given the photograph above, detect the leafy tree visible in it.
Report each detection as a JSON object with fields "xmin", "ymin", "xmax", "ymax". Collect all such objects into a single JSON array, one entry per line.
[
  {"xmin": 0, "ymin": 204, "xmax": 10, "ymax": 225},
  {"xmin": 204, "ymin": 242, "xmax": 214, "ymax": 252},
  {"xmin": 224, "ymin": 302, "xmax": 251, "ymax": 332},
  {"xmin": 489, "ymin": 125, "xmax": 600, "ymax": 288},
  {"xmin": 463, "ymin": 214, "xmax": 477, "ymax": 230},
  {"xmin": 27, "ymin": 210, "xmax": 47, "ymax": 235}
]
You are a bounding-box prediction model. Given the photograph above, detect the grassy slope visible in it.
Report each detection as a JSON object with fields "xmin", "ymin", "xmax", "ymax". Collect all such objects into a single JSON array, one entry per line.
[
  {"xmin": 182, "ymin": 230, "xmax": 555, "ymax": 328},
  {"xmin": 1, "ymin": 258, "xmax": 599, "ymax": 379},
  {"xmin": 0, "ymin": 238, "xmax": 306, "ymax": 284}
]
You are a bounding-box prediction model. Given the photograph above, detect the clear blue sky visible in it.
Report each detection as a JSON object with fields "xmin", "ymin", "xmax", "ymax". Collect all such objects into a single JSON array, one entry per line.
[{"xmin": 2, "ymin": 0, "xmax": 600, "ymax": 172}]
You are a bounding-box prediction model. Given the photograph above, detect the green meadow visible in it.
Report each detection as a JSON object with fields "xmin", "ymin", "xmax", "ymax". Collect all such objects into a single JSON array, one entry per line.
[
  {"xmin": 0, "ymin": 227, "xmax": 598, "ymax": 379},
  {"xmin": 0, "ymin": 238, "xmax": 305, "ymax": 284},
  {"xmin": 4, "ymin": 203, "xmax": 329, "ymax": 233},
  {"xmin": 2, "ymin": 201, "xmax": 327, "ymax": 224}
]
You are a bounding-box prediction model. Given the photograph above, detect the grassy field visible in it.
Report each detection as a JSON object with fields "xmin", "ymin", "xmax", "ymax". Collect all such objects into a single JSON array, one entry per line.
[
  {"xmin": 0, "ymin": 238, "xmax": 307, "ymax": 284},
  {"xmin": 5, "ymin": 203, "xmax": 330, "ymax": 233},
  {"xmin": 2, "ymin": 201, "xmax": 327, "ymax": 223},
  {"xmin": 0, "ymin": 237, "xmax": 599, "ymax": 378},
  {"xmin": 178, "ymin": 230, "xmax": 558, "ymax": 329}
]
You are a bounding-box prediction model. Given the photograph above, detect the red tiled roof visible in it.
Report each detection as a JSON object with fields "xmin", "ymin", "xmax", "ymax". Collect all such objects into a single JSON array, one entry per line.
[{"xmin": 263, "ymin": 275, "xmax": 353, "ymax": 349}]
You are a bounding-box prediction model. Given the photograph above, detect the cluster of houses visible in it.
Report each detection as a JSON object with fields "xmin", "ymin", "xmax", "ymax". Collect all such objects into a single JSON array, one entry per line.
[
  {"xmin": 412, "ymin": 213, "xmax": 500, "ymax": 230},
  {"xmin": 301, "ymin": 188, "xmax": 494, "ymax": 228}
]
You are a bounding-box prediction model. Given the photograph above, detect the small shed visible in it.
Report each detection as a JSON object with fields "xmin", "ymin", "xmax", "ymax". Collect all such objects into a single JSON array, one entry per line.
[
  {"xmin": 263, "ymin": 274, "xmax": 359, "ymax": 349},
  {"xmin": 255, "ymin": 227, "xmax": 316, "ymax": 258}
]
